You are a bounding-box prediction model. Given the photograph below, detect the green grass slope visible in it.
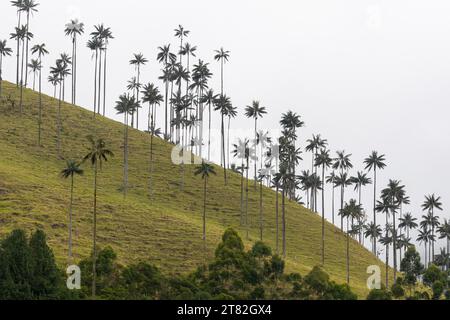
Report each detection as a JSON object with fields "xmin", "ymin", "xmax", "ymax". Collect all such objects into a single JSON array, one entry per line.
[{"xmin": 0, "ymin": 81, "xmax": 390, "ymax": 297}]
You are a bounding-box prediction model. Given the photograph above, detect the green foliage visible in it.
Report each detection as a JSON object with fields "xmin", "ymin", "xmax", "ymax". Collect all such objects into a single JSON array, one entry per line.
[
  {"xmin": 366, "ymin": 287, "xmax": 392, "ymax": 300},
  {"xmin": 432, "ymin": 281, "xmax": 444, "ymax": 300},
  {"xmin": 423, "ymin": 264, "xmax": 445, "ymax": 287},
  {"xmin": 400, "ymin": 246, "xmax": 424, "ymax": 288}
]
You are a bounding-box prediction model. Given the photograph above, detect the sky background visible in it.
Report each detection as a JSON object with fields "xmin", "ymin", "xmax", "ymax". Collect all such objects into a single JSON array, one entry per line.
[{"xmin": 1, "ymin": 0, "xmax": 449, "ymax": 260}]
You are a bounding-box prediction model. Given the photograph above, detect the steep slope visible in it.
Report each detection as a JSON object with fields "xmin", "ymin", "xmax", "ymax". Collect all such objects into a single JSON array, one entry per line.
[{"xmin": 0, "ymin": 81, "xmax": 390, "ymax": 297}]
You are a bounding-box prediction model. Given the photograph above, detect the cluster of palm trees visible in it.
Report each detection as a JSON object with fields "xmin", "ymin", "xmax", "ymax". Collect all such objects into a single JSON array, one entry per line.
[{"xmin": 1, "ymin": 1, "xmax": 448, "ymax": 292}]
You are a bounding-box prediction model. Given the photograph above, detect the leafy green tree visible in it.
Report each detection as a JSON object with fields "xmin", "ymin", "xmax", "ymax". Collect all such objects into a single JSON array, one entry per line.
[
  {"xmin": 367, "ymin": 287, "xmax": 392, "ymax": 300},
  {"xmin": 60, "ymin": 160, "xmax": 84, "ymax": 260},
  {"xmin": 82, "ymin": 136, "xmax": 114, "ymax": 298}
]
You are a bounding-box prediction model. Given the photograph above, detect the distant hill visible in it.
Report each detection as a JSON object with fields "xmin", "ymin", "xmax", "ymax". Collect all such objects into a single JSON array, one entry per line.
[{"xmin": 0, "ymin": 81, "xmax": 391, "ymax": 297}]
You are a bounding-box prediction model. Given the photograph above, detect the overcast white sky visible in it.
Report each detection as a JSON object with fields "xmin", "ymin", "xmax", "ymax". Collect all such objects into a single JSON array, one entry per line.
[{"xmin": 1, "ymin": 0, "xmax": 449, "ymax": 258}]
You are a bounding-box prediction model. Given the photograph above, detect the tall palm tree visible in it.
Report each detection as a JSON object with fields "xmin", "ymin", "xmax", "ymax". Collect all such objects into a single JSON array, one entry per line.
[
  {"xmin": 279, "ymin": 164, "xmax": 296, "ymax": 258},
  {"xmin": 334, "ymin": 172, "xmax": 353, "ymax": 231},
  {"xmin": 340, "ymin": 199, "xmax": 362, "ymax": 284},
  {"xmin": 0, "ymin": 40, "xmax": 13, "ymax": 97},
  {"xmin": 64, "ymin": 19, "xmax": 84, "ymax": 105},
  {"xmin": 60, "ymin": 160, "xmax": 84, "ymax": 260},
  {"xmin": 129, "ymin": 53, "xmax": 148, "ymax": 129},
  {"xmin": 364, "ymin": 222, "xmax": 382, "ymax": 255},
  {"xmin": 417, "ymin": 227, "xmax": 432, "ymax": 267},
  {"xmin": 245, "ymin": 101, "xmax": 267, "ymax": 187},
  {"xmin": 232, "ymin": 139, "xmax": 249, "ymax": 226},
  {"xmin": 142, "ymin": 83, "xmax": 163, "ymax": 198},
  {"xmin": 31, "ymin": 43, "xmax": 48, "ymax": 146},
  {"xmin": 315, "ymin": 149, "xmax": 332, "ymax": 265},
  {"xmin": 82, "ymin": 135, "xmax": 114, "ymax": 298},
  {"xmin": 48, "ymin": 73, "xmax": 59, "ymax": 98},
  {"xmin": 115, "ymin": 94, "xmax": 137, "ymax": 197},
  {"xmin": 57, "ymin": 53, "xmax": 72, "ymax": 102},
  {"xmin": 272, "ymin": 172, "xmax": 282, "ymax": 254},
  {"xmin": 351, "ymin": 171, "xmax": 372, "ymax": 206},
  {"xmin": 364, "ymin": 151, "xmax": 387, "ymax": 254},
  {"xmin": 19, "ymin": 0, "xmax": 38, "ymax": 88},
  {"xmin": 399, "ymin": 213, "xmax": 418, "ymax": 240},
  {"xmin": 11, "ymin": 0, "xmax": 24, "ymax": 86},
  {"xmin": 214, "ymin": 94, "xmax": 232, "ymax": 184},
  {"xmin": 438, "ymin": 220, "xmax": 450, "ymax": 262},
  {"xmin": 326, "ymin": 171, "xmax": 337, "ymax": 225},
  {"xmin": 214, "ymin": 47, "xmax": 230, "ymax": 95},
  {"xmin": 194, "ymin": 161, "xmax": 216, "ymax": 254},
  {"xmin": 201, "ymin": 89, "xmax": 218, "ymax": 161},
  {"xmin": 157, "ymin": 45, "xmax": 176, "ymax": 139},
  {"xmin": 180, "ymin": 43, "xmax": 197, "ymax": 95},
  {"xmin": 174, "ymin": 25, "xmax": 190, "ymax": 64},
  {"xmin": 87, "ymin": 37, "xmax": 104, "ymax": 116},
  {"xmin": 100, "ymin": 27, "xmax": 113, "ymax": 116},
  {"xmin": 379, "ymin": 227, "xmax": 394, "ymax": 287},
  {"xmin": 50, "ymin": 59, "xmax": 71, "ymax": 157},
  {"xmin": 422, "ymin": 194, "xmax": 443, "ymax": 260},
  {"xmin": 27, "ymin": 58, "xmax": 40, "ymax": 90},
  {"xmin": 306, "ymin": 135, "xmax": 328, "ymax": 211}
]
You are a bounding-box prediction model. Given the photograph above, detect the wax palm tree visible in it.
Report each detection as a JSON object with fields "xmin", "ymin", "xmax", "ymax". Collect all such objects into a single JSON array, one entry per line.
[
  {"xmin": 226, "ymin": 105, "xmax": 238, "ymax": 169},
  {"xmin": 201, "ymin": 89, "xmax": 218, "ymax": 161},
  {"xmin": 399, "ymin": 213, "xmax": 418, "ymax": 239},
  {"xmin": 19, "ymin": 0, "xmax": 38, "ymax": 88},
  {"xmin": 417, "ymin": 227, "xmax": 432, "ymax": 267},
  {"xmin": 364, "ymin": 222, "xmax": 382, "ymax": 255},
  {"xmin": 326, "ymin": 171, "xmax": 337, "ymax": 225},
  {"xmin": 245, "ymin": 101, "xmax": 267, "ymax": 187},
  {"xmin": 157, "ymin": 45, "xmax": 177, "ymax": 138},
  {"xmin": 351, "ymin": 171, "xmax": 372, "ymax": 205},
  {"xmin": 129, "ymin": 53, "xmax": 148, "ymax": 129},
  {"xmin": 64, "ymin": 19, "xmax": 84, "ymax": 105},
  {"xmin": 315, "ymin": 148, "xmax": 333, "ymax": 265},
  {"xmin": 340, "ymin": 199, "xmax": 362, "ymax": 284},
  {"xmin": 279, "ymin": 164, "xmax": 296, "ymax": 258},
  {"xmin": 87, "ymin": 37, "xmax": 104, "ymax": 116},
  {"xmin": 48, "ymin": 73, "xmax": 59, "ymax": 98},
  {"xmin": 435, "ymin": 248, "xmax": 450, "ymax": 271},
  {"xmin": 180, "ymin": 43, "xmax": 197, "ymax": 94},
  {"xmin": 364, "ymin": 151, "xmax": 387, "ymax": 254},
  {"xmin": 214, "ymin": 94, "xmax": 232, "ymax": 184},
  {"xmin": 50, "ymin": 59, "xmax": 71, "ymax": 156},
  {"xmin": 31, "ymin": 43, "xmax": 48, "ymax": 146},
  {"xmin": 422, "ymin": 194, "xmax": 443, "ymax": 259},
  {"xmin": 379, "ymin": 228, "xmax": 394, "ymax": 288},
  {"xmin": 11, "ymin": 0, "xmax": 24, "ymax": 86},
  {"xmin": 306, "ymin": 135, "xmax": 328, "ymax": 173},
  {"xmin": 232, "ymin": 139, "xmax": 249, "ymax": 226},
  {"xmin": 60, "ymin": 160, "xmax": 84, "ymax": 260},
  {"xmin": 214, "ymin": 47, "xmax": 230, "ymax": 95},
  {"xmin": 195, "ymin": 161, "xmax": 216, "ymax": 253},
  {"xmin": 438, "ymin": 220, "xmax": 450, "ymax": 261},
  {"xmin": 57, "ymin": 53, "xmax": 72, "ymax": 102},
  {"xmin": 258, "ymin": 168, "xmax": 271, "ymax": 241},
  {"xmin": 115, "ymin": 94, "xmax": 137, "ymax": 197},
  {"xmin": 272, "ymin": 172, "xmax": 282, "ymax": 254},
  {"xmin": 99, "ymin": 26, "xmax": 113, "ymax": 116},
  {"xmin": 0, "ymin": 40, "xmax": 13, "ymax": 97},
  {"xmin": 27, "ymin": 58, "xmax": 40, "ymax": 90},
  {"xmin": 82, "ymin": 135, "xmax": 114, "ymax": 298},
  {"xmin": 334, "ymin": 172, "xmax": 353, "ymax": 231},
  {"xmin": 142, "ymin": 83, "xmax": 164, "ymax": 198},
  {"xmin": 174, "ymin": 25, "xmax": 190, "ymax": 64}
]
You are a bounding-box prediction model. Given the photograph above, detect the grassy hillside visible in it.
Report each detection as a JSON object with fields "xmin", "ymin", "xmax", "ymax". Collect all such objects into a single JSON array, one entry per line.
[{"xmin": 0, "ymin": 81, "xmax": 391, "ymax": 297}]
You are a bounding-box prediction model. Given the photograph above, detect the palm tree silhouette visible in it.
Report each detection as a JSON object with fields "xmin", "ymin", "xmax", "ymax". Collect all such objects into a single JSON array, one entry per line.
[
  {"xmin": 174, "ymin": 25, "xmax": 190, "ymax": 64},
  {"xmin": 129, "ymin": 53, "xmax": 148, "ymax": 129},
  {"xmin": 379, "ymin": 227, "xmax": 394, "ymax": 288},
  {"xmin": 60, "ymin": 160, "xmax": 84, "ymax": 261},
  {"xmin": 87, "ymin": 37, "xmax": 104, "ymax": 116},
  {"xmin": 11, "ymin": 0, "xmax": 24, "ymax": 86},
  {"xmin": 399, "ymin": 213, "xmax": 418, "ymax": 240},
  {"xmin": 115, "ymin": 94, "xmax": 137, "ymax": 197},
  {"xmin": 438, "ymin": 220, "xmax": 450, "ymax": 263},
  {"xmin": 201, "ymin": 89, "xmax": 218, "ymax": 161},
  {"xmin": 245, "ymin": 101, "xmax": 267, "ymax": 188},
  {"xmin": 334, "ymin": 172, "xmax": 353, "ymax": 231},
  {"xmin": 214, "ymin": 47, "xmax": 230, "ymax": 95},
  {"xmin": 64, "ymin": 19, "xmax": 84, "ymax": 105},
  {"xmin": 279, "ymin": 164, "xmax": 295, "ymax": 258},
  {"xmin": 47, "ymin": 73, "xmax": 59, "ymax": 98},
  {"xmin": 326, "ymin": 171, "xmax": 336, "ymax": 225},
  {"xmin": 340, "ymin": 199, "xmax": 362, "ymax": 284},
  {"xmin": 194, "ymin": 161, "xmax": 216, "ymax": 254},
  {"xmin": 315, "ymin": 148, "xmax": 332, "ymax": 265},
  {"xmin": 364, "ymin": 222, "xmax": 382, "ymax": 255},
  {"xmin": 19, "ymin": 0, "xmax": 38, "ymax": 88},
  {"xmin": 157, "ymin": 45, "xmax": 177, "ymax": 139},
  {"xmin": 214, "ymin": 94, "xmax": 232, "ymax": 184},
  {"xmin": 82, "ymin": 135, "xmax": 114, "ymax": 298},
  {"xmin": 27, "ymin": 58, "xmax": 40, "ymax": 90},
  {"xmin": 422, "ymin": 194, "xmax": 443, "ymax": 260},
  {"xmin": 31, "ymin": 43, "xmax": 48, "ymax": 146},
  {"xmin": 417, "ymin": 227, "xmax": 432, "ymax": 267},
  {"xmin": 232, "ymin": 139, "xmax": 249, "ymax": 226},
  {"xmin": 0, "ymin": 40, "xmax": 13, "ymax": 97},
  {"xmin": 180, "ymin": 43, "xmax": 196, "ymax": 95},
  {"xmin": 364, "ymin": 151, "xmax": 387, "ymax": 254}
]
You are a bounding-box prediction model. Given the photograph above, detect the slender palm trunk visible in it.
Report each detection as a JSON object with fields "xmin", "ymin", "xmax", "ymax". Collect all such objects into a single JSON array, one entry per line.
[
  {"xmin": 149, "ymin": 104, "xmax": 155, "ymax": 199},
  {"xmin": 254, "ymin": 118, "xmax": 257, "ymax": 189},
  {"xmin": 203, "ymin": 177, "xmax": 207, "ymax": 243},
  {"xmin": 239, "ymin": 160, "xmax": 244, "ymax": 226},
  {"xmin": 103, "ymin": 48, "xmax": 107, "ymax": 116},
  {"xmin": 276, "ymin": 184, "xmax": 279, "ymax": 254},
  {"xmin": 38, "ymin": 56, "xmax": 42, "ymax": 145},
  {"xmin": 19, "ymin": 38, "xmax": 25, "ymax": 113},
  {"xmin": 68, "ymin": 175, "xmax": 74, "ymax": 260},
  {"xmin": 392, "ymin": 197, "xmax": 397, "ymax": 281},
  {"xmin": 227, "ymin": 117, "xmax": 231, "ymax": 169},
  {"xmin": 71, "ymin": 37, "xmax": 75, "ymax": 104},
  {"xmin": 221, "ymin": 113, "xmax": 227, "ymax": 185},
  {"xmin": 208, "ymin": 102, "xmax": 212, "ymax": 161},
  {"xmin": 24, "ymin": 12, "xmax": 30, "ymax": 87},
  {"xmin": 93, "ymin": 49, "xmax": 98, "ymax": 116},
  {"xmin": 57, "ymin": 82, "xmax": 62, "ymax": 156},
  {"xmin": 164, "ymin": 63, "xmax": 169, "ymax": 139},
  {"xmin": 373, "ymin": 168, "xmax": 377, "ymax": 254},
  {"xmin": 136, "ymin": 67, "xmax": 140, "ymax": 129},
  {"xmin": 92, "ymin": 162, "xmax": 98, "ymax": 298},
  {"xmin": 123, "ymin": 114, "xmax": 129, "ymax": 197},
  {"xmin": 15, "ymin": 12, "xmax": 21, "ymax": 86},
  {"xmin": 331, "ymin": 181, "xmax": 335, "ymax": 225},
  {"xmin": 347, "ymin": 232, "xmax": 350, "ymax": 284},
  {"xmin": 245, "ymin": 158, "xmax": 249, "ymax": 240},
  {"xmin": 282, "ymin": 188, "xmax": 286, "ymax": 259},
  {"xmin": 259, "ymin": 179, "xmax": 263, "ymax": 241},
  {"xmin": 0, "ymin": 56, "xmax": 3, "ymax": 97},
  {"xmin": 321, "ymin": 166, "xmax": 325, "ymax": 266},
  {"xmin": 97, "ymin": 50, "xmax": 102, "ymax": 115}
]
